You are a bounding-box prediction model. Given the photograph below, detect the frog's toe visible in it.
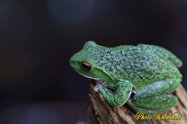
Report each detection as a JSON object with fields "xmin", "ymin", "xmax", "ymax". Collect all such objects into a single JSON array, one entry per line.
[{"xmin": 94, "ymin": 84, "xmax": 103, "ymax": 92}]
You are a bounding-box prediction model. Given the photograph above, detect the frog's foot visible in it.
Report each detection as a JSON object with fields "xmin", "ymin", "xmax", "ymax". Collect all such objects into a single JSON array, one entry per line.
[
  {"xmin": 127, "ymin": 94, "xmax": 178, "ymax": 114},
  {"xmin": 94, "ymin": 83, "xmax": 102, "ymax": 92},
  {"xmin": 93, "ymin": 80, "xmax": 106, "ymax": 92}
]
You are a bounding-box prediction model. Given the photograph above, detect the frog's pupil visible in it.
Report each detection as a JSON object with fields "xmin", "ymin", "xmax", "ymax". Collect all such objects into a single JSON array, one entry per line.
[{"xmin": 82, "ymin": 61, "xmax": 91, "ymax": 71}]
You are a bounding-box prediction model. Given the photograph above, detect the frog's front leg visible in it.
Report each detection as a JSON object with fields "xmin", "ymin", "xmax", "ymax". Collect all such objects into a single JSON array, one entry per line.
[
  {"xmin": 97, "ymin": 80, "xmax": 133, "ymax": 107},
  {"xmin": 127, "ymin": 79, "xmax": 180, "ymax": 114}
]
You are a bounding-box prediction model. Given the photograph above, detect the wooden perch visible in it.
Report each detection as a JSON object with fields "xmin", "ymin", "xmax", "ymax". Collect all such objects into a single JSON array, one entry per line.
[{"xmin": 89, "ymin": 80, "xmax": 187, "ymax": 124}]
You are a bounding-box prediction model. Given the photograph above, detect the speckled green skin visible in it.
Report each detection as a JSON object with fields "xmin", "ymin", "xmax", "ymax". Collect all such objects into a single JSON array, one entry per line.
[{"xmin": 70, "ymin": 41, "xmax": 182, "ymax": 114}]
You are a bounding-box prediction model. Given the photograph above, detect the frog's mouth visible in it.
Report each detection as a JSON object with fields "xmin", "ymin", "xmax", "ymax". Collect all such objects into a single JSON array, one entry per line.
[
  {"xmin": 75, "ymin": 70, "xmax": 99, "ymax": 80},
  {"xmin": 75, "ymin": 70, "xmax": 108, "ymax": 86}
]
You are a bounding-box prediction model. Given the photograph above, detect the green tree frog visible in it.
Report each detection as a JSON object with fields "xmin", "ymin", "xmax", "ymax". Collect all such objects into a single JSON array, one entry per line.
[{"xmin": 69, "ymin": 41, "xmax": 182, "ymax": 114}]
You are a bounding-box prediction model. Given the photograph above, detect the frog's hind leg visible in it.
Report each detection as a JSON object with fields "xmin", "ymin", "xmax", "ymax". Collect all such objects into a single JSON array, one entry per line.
[
  {"xmin": 127, "ymin": 79, "xmax": 180, "ymax": 114},
  {"xmin": 127, "ymin": 94, "xmax": 178, "ymax": 114},
  {"xmin": 134, "ymin": 79, "xmax": 180, "ymax": 99}
]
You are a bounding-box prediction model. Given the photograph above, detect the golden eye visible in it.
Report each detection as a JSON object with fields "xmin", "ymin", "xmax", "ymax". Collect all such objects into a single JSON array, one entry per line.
[{"xmin": 81, "ymin": 61, "xmax": 92, "ymax": 71}]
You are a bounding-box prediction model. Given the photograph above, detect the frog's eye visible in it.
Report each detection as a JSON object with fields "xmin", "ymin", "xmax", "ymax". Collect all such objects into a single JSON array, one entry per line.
[{"xmin": 81, "ymin": 61, "xmax": 92, "ymax": 71}]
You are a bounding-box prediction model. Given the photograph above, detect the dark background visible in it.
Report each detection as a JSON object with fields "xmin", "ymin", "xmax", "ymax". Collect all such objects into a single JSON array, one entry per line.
[{"xmin": 0, "ymin": 0, "xmax": 187, "ymax": 123}]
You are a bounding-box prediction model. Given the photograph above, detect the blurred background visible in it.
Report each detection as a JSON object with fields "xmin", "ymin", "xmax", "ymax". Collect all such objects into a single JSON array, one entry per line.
[{"xmin": 0, "ymin": 0, "xmax": 187, "ymax": 123}]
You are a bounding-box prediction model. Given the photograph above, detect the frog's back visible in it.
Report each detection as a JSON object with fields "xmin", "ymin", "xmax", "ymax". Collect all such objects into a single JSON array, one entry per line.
[
  {"xmin": 109, "ymin": 46, "xmax": 181, "ymax": 89},
  {"xmin": 137, "ymin": 44, "xmax": 182, "ymax": 68}
]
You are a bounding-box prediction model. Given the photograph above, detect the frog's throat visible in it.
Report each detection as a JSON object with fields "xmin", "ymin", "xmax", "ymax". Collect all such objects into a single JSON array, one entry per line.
[{"xmin": 75, "ymin": 70, "xmax": 99, "ymax": 81}]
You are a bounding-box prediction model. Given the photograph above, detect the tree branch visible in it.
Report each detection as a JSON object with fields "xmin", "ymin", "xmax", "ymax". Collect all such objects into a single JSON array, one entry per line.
[{"xmin": 89, "ymin": 80, "xmax": 187, "ymax": 124}]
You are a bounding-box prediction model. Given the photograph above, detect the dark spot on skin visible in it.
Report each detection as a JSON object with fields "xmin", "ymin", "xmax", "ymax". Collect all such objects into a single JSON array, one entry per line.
[
  {"xmin": 130, "ymin": 90, "xmax": 136, "ymax": 99},
  {"xmin": 124, "ymin": 85, "xmax": 127, "ymax": 88},
  {"xmin": 127, "ymin": 90, "xmax": 131, "ymax": 93},
  {"xmin": 107, "ymin": 86, "xmax": 116, "ymax": 93},
  {"xmin": 107, "ymin": 67, "xmax": 113, "ymax": 72},
  {"xmin": 99, "ymin": 63, "xmax": 105, "ymax": 67}
]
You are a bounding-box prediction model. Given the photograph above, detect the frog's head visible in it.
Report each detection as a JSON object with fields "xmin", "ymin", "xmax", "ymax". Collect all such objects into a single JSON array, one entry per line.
[{"xmin": 70, "ymin": 41, "xmax": 114, "ymax": 83}]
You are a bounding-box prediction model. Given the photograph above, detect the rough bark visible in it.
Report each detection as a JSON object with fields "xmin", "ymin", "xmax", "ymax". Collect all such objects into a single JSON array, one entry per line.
[{"xmin": 89, "ymin": 80, "xmax": 187, "ymax": 124}]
